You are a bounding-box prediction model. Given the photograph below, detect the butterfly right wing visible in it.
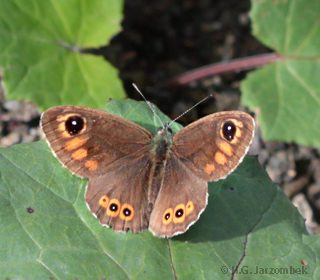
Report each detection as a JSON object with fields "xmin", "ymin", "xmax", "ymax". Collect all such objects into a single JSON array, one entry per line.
[
  {"xmin": 148, "ymin": 154, "xmax": 208, "ymax": 238},
  {"xmin": 149, "ymin": 111, "xmax": 254, "ymax": 237},
  {"xmin": 172, "ymin": 111, "xmax": 254, "ymax": 182}
]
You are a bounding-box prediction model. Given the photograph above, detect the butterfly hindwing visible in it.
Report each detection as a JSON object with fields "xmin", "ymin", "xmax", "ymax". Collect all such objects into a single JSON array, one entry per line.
[
  {"xmin": 85, "ymin": 147, "xmax": 152, "ymax": 233},
  {"xmin": 149, "ymin": 155, "xmax": 208, "ymax": 237}
]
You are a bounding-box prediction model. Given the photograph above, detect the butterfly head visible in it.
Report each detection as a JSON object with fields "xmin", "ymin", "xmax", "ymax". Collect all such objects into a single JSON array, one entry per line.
[
  {"xmin": 152, "ymin": 123, "xmax": 174, "ymax": 149},
  {"xmin": 157, "ymin": 123, "xmax": 172, "ymax": 136}
]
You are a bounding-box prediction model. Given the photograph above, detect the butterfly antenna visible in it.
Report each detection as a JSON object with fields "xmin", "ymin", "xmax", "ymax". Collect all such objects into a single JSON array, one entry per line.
[
  {"xmin": 168, "ymin": 94, "xmax": 213, "ymax": 127},
  {"xmin": 132, "ymin": 83, "xmax": 165, "ymax": 128}
]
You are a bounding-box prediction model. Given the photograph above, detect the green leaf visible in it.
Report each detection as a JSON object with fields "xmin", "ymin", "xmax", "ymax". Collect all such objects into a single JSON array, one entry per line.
[
  {"xmin": 242, "ymin": 0, "xmax": 320, "ymax": 146},
  {"xmin": 0, "ymin": 99, "xmax": 317, "ymax": 279},
  {"xmin": 0, "ymin": 0, "xmax": 125, "ymax": 110}
]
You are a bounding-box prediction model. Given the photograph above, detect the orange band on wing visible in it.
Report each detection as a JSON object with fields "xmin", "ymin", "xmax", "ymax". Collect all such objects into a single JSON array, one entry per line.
[
  {"xmin": 85, "ymin": 160, "xmax": 98, "ymax": 171},
  {"xmin": 214, "ymin": 151, "xmax": 227, "ymax": 165},
  {"xmin": 205, "ymin": 163, "xmax": 216, "ymax": 175},
  {"xmin": 71, "ymin": 148, "xmax": 88, "ymax": 160},
  {"xmin": 65, "ymin": 138, "xmax": 86, "ymax": 151}
]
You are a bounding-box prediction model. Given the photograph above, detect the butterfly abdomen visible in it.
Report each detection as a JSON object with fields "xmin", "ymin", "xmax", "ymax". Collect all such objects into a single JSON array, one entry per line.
[{"xmin": 147, "ymin": 128, "xmax": 174, "ymax": 208}]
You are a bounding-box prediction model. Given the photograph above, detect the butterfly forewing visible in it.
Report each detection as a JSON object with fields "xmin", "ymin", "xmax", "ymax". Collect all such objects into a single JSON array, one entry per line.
[
  {"xmin": 172, "ymin": 111, "xmax": 254, "ymax": 182},
  {"xmin": 41, "ymin": 106, "xmax": 152, "ymax": 178}
]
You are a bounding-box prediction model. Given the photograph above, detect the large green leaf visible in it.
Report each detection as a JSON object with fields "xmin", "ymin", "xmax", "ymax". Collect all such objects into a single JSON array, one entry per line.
[
  {"xmin": 0, "ymin": 99, "xmax": 317, "ymax": 279},
  {"xmin": 241, "ymin": 0, "xmax": 320, "ymax": 146},
  {"xmin": 0, "ymin": 0, "xmax": 125, "ymax": 110}
]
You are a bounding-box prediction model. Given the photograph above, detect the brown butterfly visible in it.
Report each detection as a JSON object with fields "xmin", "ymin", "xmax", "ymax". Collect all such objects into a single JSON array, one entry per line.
[{"xmin": 40, "ymin": 102, "xmax": 254, "ymax": 238}]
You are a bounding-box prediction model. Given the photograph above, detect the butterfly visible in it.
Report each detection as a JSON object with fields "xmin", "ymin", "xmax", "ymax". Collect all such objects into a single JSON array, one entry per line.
[{"xmin": 40, "ymin": 101, "xmax": 254, "ymax": 238}]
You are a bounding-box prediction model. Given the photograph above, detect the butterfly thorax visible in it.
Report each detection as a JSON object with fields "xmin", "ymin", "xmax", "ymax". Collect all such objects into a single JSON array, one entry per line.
[
  {"xmin": 151, "ymin": 126, "xmax": 173, "ymax": 159},
  {"xmin": 147, "ymin": 126, "xmax": 173, "ymax": 206}
]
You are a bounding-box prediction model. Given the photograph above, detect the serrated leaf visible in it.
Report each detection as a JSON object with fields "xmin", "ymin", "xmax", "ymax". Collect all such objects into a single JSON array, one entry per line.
[
  {"xmin": 0, "ymin": 99, "xmax": 318, "ymax": 279},
  {"xmin": 241, "ymin": 0, "xmax": 320, "ymax": 146},
  {"xmin": 0, "ymin": 0, "xmax": 125, "ymax": 110}
]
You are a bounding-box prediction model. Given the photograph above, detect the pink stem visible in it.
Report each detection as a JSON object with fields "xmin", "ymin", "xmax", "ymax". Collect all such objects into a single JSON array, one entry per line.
[{"xmin": 165, "ymin": 52, "xmax": 286, "ymax": 87}]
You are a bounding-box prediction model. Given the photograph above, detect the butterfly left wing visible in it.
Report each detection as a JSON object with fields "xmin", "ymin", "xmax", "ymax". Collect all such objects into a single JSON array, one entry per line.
[
  {"xmin": 85, "ymin": 147, "xmax": 153, "ymax": 233},
  {"xmin": 172, "ymin": 111, "xmax": 255, "ymax": 182},
  {"xmin": 41, "ymin": 106, "xmax": 152, "ymax": 178},
  {"xmin": 41, "ymin": 105, "xmax": 155, "ymax": 234}
]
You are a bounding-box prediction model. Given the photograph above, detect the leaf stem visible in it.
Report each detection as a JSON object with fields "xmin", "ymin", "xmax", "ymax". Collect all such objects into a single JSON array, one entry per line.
[{"xmin": 165, "ymin": 52, "xmax": 285, "ymax": 87}]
